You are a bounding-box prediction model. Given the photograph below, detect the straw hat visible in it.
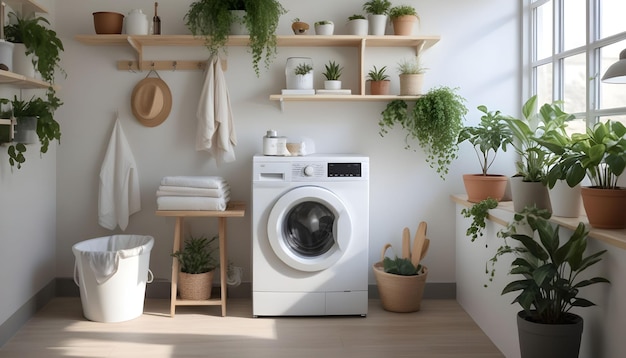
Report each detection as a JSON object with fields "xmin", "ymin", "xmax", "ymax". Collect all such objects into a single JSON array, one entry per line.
[{"xmin": 131, "ymin": 76, "xmax": 172, "ymax": 127}]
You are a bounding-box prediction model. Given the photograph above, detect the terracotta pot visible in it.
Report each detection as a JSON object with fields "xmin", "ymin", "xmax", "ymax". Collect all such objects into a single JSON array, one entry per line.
[
  {"xmin": 178, "ymin": 271, "xmax": 214, "ymax": 300},
  {"xmin": 392, "ymin": 15, "xmax": 418, "ymax": 36},
  {"xmin": 93, "ymin": 12, "xmax": 124, "ymax": 35},
  {"xmin": 399, "ymin": 73, "xmax": 423, "ymax": 96},
  {"xmin": 462, "ymin": 174, "xmax": 509, "ymax": 203},
  {"xmin": 370, "ymin": 80, "xmax": 390, "ymax": 95},
  {"xmin": 581, "ymin": 186, "xmax": 626, "ymax": 229},
  {"xmin": 510, "ymin": 176, "xmax": 551, "ymax": 213}
]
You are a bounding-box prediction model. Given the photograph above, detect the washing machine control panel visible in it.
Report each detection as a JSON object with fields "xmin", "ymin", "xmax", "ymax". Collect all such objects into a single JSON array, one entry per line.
[{"xmin": 292, "ymin": 162, "xmax": 363, "ymax": 179}]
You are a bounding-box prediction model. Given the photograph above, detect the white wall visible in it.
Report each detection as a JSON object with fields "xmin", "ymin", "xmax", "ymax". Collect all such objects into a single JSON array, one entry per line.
[
  {"xmin": 0, "ymin": 0, "xmax": 57, "ymax": 332},
  {"xmin": 456, "ymin": 205, "xmax": 626, "ymax": 358},
  {"xmin": 50, "ymin": 0, "xmax": 520, "ymax": 289}
]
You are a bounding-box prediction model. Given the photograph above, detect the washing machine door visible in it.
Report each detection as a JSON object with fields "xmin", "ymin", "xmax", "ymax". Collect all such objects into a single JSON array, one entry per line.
[{"xmin": 267, "ymin": 186, "xmax": 352, "ymax": 272}]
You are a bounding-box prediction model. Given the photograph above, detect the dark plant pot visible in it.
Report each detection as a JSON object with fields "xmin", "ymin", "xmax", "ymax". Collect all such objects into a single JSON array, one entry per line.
[
  {"xmin": 510, "ymin": 176, "xmax": 552, "ymax": 213},
  {"xmin": 581, "ymin": 186, "xmax": 626, "ymax": 229},
  {"xmin": 14, "ymin": 116, "xmax": 38, "ymax": 144},
  {"xmin": 517, "ymin": 311, "xmax": 583, "ymax": 358},
  {"xmin": 462, "ymin": 174, "xmax": 509, "ymax": 203}
]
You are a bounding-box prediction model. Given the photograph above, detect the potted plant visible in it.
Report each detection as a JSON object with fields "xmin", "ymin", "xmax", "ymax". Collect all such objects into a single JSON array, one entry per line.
[
  {"xmin": 4, "ymin": 12, "xmax": 65, "ymax": 84},
  {"xmin": 389, "ymin": 5, "xmax": 419, "ymax": 36},
  {"xmin": 292, "ymin": 61, "xmax": 313, "ymax": 89},
  {"xmin": 185, "ymin": 0, "xmax": 287, "ymax": 77},
  {"xmin": 397, "ymin": 55, "xmax": 426, "ymax": 96},
  {"xmin": 314, "ymin": 20, "xmax": 334, "ymax": 35},
  {"xmin": 291, "ymin": 18, "xmax": 309, "ymax": 35},
  {"xmin": 538, "ymin": 120, "xmax": 626, "ymax": 229},
  {"xmin": 460, "ymin": 197, "xmax": 498, "ymax": 242},
  {"xmin": 489, "ymin": 207, "xmax": 609, "ymax": 358},
  {"xmin": 347, "ymin": 14, "xmax": 368, "ymax": 36},
  {"xmin": 373, "ymin": 223, "xmax": 429, "ymax": 313},
  {"xmin": 379, "ymin": 86, "xmax": 468, "ymax": 180},
  {"xmin": 457, "ymin": 105, "xmax": 513, "ymax": 202},
  {"xmin": 322, "ymin": 60, "xmax": 343, "ymax": 90},
  {"xmin": 367, "ymin": 65, "xmax": 390, "ymax": 95},
  {"xmin": 170, "ymin": 235, "xmax": 219, "ymax": 300},
  {"xmin": 362, "ymin": 0, "xmax": 391, "ymax": 35}
]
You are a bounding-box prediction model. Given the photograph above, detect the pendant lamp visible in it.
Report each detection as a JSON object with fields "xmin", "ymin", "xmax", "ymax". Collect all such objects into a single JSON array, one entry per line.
[{"xmin": 602, "ymin": 49, "xmax": 626, "ymax": 84}]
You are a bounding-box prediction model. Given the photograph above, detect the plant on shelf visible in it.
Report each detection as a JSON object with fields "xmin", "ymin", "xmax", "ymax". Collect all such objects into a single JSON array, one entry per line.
[
  {"xmin": 4, "ymin": 12, "xmax": 65, "ymax": 84},
  {"xmin": 347, "ymin": 14, "xmax": 368, "ymax": 36},
  {"xmin": 489, "ymin": 207, "xmax": 609, "ymax": 357},
  {"xmin": 460, "ymin": 197, "xmax": 498, "ymax": 242},
  {"xmin": 362, "ymin": 0, "xmax": 392, "ymax": 15},
  {"xmin": 348, "ymin": 14, "xmax": 366, "ymax": 20},
  {"xmin": 322, "ymin": 60, "xmax": 342, "ymax": 81},
  {"xmin": 379, "ymin": 86, "xmax": 468, "ymax": 180},
  {"xmin": 184, "ymin": 0, "xmax": 287, "ymax": 77},
  {"xmin": 171, "ymin": 235, "xmax": 219, "ymax": 300},
  {"xmin": 397, "ymin": 56, "xmax": 426, "ymax": 95},
  {"xmin": 389, "ymin": 5, "xmax": 419, "ymax": 36},
  {"xmin": 294, "ymin": 62, "xmax": 313, "ymax": 76},
  {"xmin": 367, "ymin": 65, "xmax": 390, "ymax": 95},
  {"xmin": 368, "ymin": 65, "xmax": 389, "ymax": 81},
  {"xmin": 291, "ymin": 18, "xmax": 309, "ymax": 35},
  {"xmin": 397, "ymin": 56, "xmax": 426, "ymax": 75},
  {"xmin": 389, "ymin": 5, "xmax": 419, "ymax": 19}
]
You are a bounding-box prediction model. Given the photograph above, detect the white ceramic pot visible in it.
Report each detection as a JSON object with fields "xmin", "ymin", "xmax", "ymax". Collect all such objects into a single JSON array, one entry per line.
[
  {"xmin": 368, "ymin": 14, "xmax": 388, "ymax": 35},
  {"xmin": 510, "ymin": 176, "xmax": 552, "ymax": 213},
  {"xmin": 324, "ymin": 80, "xmax": 341, "ymax": 90},
  {"xmin": 12, "ymin": 43, "xmax": 37, "ymax": 79},
  {"xmin": 315, "ymin": 22, "xmax": 334, "ymax": 35},
  {"xmin": 0, "ymin": 40, "xmax": 14, "ymax": 71},
  {"xmin": 230, "ymin": 10, "xmax": 248, "ymax": 35},
  {"xmin": 293, "ymin": 73, "xmax": 313, "ymax": 89},
  {"xmin": 347, "ymin": 19, "xmax": 368, "ymax": 36},
  {"xmin": 126, "ymin": 9, "xmax": 149, "ymax": 35}
]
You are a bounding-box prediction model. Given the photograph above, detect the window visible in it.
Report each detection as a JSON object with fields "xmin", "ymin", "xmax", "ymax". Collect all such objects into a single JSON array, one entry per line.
[{"xmin": 527, "ymin": 0, "xmax": 626, "ymax": 130}]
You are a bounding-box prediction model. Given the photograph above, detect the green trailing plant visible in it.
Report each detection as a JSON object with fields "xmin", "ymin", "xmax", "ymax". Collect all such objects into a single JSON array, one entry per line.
[
  {"xmin": 348, "ymin": 14, "xmax": 366, "ymax": 20},
  {"xmin": 367, "ymin": 65, "xmax": 389, "ymax": 81},
  {"xmin": 538, "ymin": 120, "xmax": 626, "ymax": 189},
  {"xmin": 488, "ymin": 207, "xmax": 609, "ymax": 324},
  {"xmin": 383, "ymin": 256, "xmax": 423, "ymax": 276},
  {"xmin": 397, "ymin": 56, "xmax": 426, "ymax": 75},
  {"xmin": 389, "ymin": 5, "xmax": 419, "ymax": 20},
  {"xmin": 379, "ymin": 86, "xmax": 468, "ymax": 180},
  {"xmin": 294, "ymin": 62, "xmax": 313, "ymax": 75},
  {"xmin": 170, "ymin": 235, "xmax": 219, "ymax": 274},
  {"xmin": 362, "ymin": 0, "xmax": 392, "ymax": 15},
  {"xmin": 4, "ymin": 12, "xmax": 65, "ymax": 84},
  {"xmin": 184, "ymin": 0, "xmax": 287, "ymax": 77},
  {"xmin": 461, "ymin": 197, "xmax": 498, "ymax": 242},
  {"xmin": 503, "ymin": 95, "xmax": 574, "ymax": 182},
  {"xmin": 457, "ymin": 105, "xmax": 513, "ymax": 175},
  {"xmin": 322, "ymin": 60, "xmax": 343, "ymax": 81}
]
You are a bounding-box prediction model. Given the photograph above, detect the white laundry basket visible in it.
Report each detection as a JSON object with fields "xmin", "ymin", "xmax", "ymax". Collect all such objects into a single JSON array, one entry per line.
[{"xmin": 72, "ymin": 235, "xmax": 154, "ymax": 322}]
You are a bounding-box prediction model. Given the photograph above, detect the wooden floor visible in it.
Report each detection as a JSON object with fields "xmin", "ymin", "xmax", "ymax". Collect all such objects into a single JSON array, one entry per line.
[{"xmin": 0, "ymin": 298, "xmax": 503, "ymax": 358}]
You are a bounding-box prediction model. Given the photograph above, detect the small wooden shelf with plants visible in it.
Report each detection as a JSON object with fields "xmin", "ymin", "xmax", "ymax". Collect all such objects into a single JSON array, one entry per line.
[{"xmin": 74, "ymin": 34, "xmax": 440, "ymax": 101}]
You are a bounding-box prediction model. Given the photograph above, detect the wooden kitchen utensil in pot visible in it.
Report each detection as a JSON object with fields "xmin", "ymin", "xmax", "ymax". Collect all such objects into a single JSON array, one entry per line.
[
  {"xmin": 402, "ymin": 227, "xmax": 411, "ymax": 259},
  {"xmin": 411, "ymin": 221, "xmax": 427, "ymax": 267}
]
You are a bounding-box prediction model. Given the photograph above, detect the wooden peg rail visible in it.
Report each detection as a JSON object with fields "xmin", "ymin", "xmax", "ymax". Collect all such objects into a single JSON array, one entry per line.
[{"xmin": 117, "ymin": 60, "xmax": 227, "ymax": 72}]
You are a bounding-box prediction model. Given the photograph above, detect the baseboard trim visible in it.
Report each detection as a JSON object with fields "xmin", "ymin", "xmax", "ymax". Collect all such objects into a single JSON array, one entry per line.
[{"xmin": 0, "ymin": 280, "xmax": 56, "ymax": 347}]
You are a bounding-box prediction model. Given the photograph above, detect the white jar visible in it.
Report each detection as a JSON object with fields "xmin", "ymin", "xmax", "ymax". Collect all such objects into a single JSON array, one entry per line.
[{"xmin": 126, "ymin": 9, "xmax": 149, "ymax": 35}]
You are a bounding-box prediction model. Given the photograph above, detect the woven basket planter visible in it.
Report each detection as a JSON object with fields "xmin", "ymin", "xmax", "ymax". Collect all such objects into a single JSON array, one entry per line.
[
  {"xmin": 373, "ymin": 263, "xmax": 428, "ymax": 313},
  {"xmin": 178, "ymin": 271, "xmax": 214, "ymax": 300}
]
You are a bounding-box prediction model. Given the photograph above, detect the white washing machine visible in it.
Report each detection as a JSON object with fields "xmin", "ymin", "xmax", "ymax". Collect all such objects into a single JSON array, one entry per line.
[{"xmin": 252, "ymin": 154, "xmax": 369, "ymax": 317}]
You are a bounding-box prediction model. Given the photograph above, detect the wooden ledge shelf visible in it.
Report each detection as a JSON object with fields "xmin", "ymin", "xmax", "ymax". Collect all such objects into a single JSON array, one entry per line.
[
  {"xmin": 156, "ymin": 201, "xmax": 246, "ymax": 317},
  {"xmin": 451, "ymin": 194, "xmax": 626, "ymax": 250},
  {"xmin": 0, "ymin": 70, "xmax": 57, "ymax": 90}
]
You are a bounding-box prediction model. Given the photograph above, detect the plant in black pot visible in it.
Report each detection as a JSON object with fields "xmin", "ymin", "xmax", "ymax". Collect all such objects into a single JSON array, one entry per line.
[
  {"xmin": 185, "ymin": 0, "xmax": 287, "ymax": 77},
  {"xmin": 4, "ymin": 12, "xmax": 65, "ymax": 84},
  {"xmin": 489, "ymin": 207, "xmax": 609, "ymax": 358},
  {"xmin": 171, "ymin": 235, "xmax": 219, "ymax": 300},
  {"xmin": 457, "ymin": 105, "xmax": 513, "ymax": 202}
]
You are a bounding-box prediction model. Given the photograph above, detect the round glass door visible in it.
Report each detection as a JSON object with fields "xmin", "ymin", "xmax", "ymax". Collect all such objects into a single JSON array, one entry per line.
[{"xmin": 267, "ymin": 186, "xmax": 352, "ymax": 272}]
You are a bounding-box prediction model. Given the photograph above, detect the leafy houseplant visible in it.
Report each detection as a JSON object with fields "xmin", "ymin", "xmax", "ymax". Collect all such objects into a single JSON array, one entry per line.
[
  {"xmin": 322, "ymin": 60, "xmax": 342, "ymax": 81},
  {"xmin": 171, "ymin": 235, "xmax": 218, "ymax": 274},
  {"xmin": 348, "ymin": 14, "xmax": 366, "ymax": 20},
  {"xmin": 347, "ymin": 14, "xmax": 368, "ymax": 36},
  {"xmin": 4, "ymin": 12, "xmax": 65, "ymax": 84},
  {"xmin": 389, "ymin": 5, "xmax": 419, "ymax": 36},
  {"xmin": 185, "ymin": 0, "xmax": 287, "ymax": 77},
  {"xmin": 363, "ymin": 0, "xmax": 392, "ymax": 35},
  {"xmin": 368, "ymin": 65, "xmax": 389, "ymax": 81},
  {"xmin": 379, "ymin": 86, "xmax": 468, "ymax": 180},
  {"xmin": 489, "ymin": 207, "xmax": 609, "ymax": 357},
  {"xmin": 367, "ymin": 65, "xmax": 390, "ymax": 95},
  {"xmin": 314, "ymin": 20, "xmax": 334, "ymax": 35},
  {"xmin": 461, "ymin": 197, "xmax": 498, "ymax": 242},
  {"xmin": 294, "ymin": 62, "xmax": 313, "ymax": 76}
]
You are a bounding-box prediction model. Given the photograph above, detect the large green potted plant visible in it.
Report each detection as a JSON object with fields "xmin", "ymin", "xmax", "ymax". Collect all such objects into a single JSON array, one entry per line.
[
  {"xmin": 185, "ymin": 0, "xmax": 287, "ymax": 77},
  {"xmin": 362, "ymin": 0, "xmax": 391, "ymax": 35},
  {"xmin": 538, "ymin": 120, "xmax": 626, "ymax": 228},
  {"xmin": 489, "ymin": 207, "xmax": 609, "ymax": 358},
  {"xmin": 503, "ymin": 96, "xmax": 575, "ymax": 212},
  {"xmin": 389, "ymin": 5, "xmax": 419, "ymax": 36},
  {"xmin": 379, "ymin": 86, "xmax": 467, "ymax": 180},
  {"xmin": 171, "ymin": 235, "xmax": 219, "ymax": 300},
  {"xmin": 4, "ymin": 12, "xmax": 65, "ymax": 84},
  {"xmin": 457, "ymin": 105, "xmax": 513, "ymax": 202}
]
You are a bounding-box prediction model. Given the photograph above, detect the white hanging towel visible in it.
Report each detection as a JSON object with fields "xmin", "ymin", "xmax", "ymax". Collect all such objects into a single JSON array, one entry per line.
[
  {"xmin": 195, "ymin": 55, "xmax": 237, "ymax": 164},
  {"xmin": 98, "ymin": 118, "xmax": 141, "ymax": 231}
]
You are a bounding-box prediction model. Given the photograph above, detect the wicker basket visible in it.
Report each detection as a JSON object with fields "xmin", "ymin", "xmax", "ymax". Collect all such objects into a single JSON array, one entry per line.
[
  {"xmin": 373, "ymin": 243, "xmax": 428, "ymax": 313},
  {"xmin": 178, "ymin": 271, "xmax": 214, "ymax": 300}
]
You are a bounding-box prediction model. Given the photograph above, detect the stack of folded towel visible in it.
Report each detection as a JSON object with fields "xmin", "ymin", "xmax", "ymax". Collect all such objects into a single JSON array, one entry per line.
[{"xmin": 156, "ymin": 176, "xmax": 230, "ymax": 211}]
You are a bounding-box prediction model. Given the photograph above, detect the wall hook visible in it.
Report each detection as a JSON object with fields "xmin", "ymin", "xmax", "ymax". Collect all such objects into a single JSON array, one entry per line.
[
  {"xmin": 172, "ymin": 61, "xmax": 177, "ymax": 72},
  {"xmin": 127, "ymin": 61, "xmax": 136, "ymax": 73}
]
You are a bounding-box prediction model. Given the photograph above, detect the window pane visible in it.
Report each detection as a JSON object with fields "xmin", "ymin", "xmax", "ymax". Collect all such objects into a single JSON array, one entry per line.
[
  {"xmin": 600, "ymin": 40, "xmax": 626, "ymax": 110},
  {"xmin": 563, "ymin": 53, "xmax": 586, "ymax": 114},
  {"xmin": 564, "ymin": 117, "xmax": 587, "ymax": 135},
  {"xmin": 536, "ymin": 63, "xmax": 553, "ymax": 105},
  {"xmin": 536, "ymin": 2, "xmax": 553, "ymax": 60},
  {"xmin": 600, "ymin": 0, "xmax": 626, "ymax": 39},
  {"xmin": 598, "ymin": 115, "xmax": 626, "ymax": 128},
  {"xmin": 563, "ymin": 0, "xmax": 586, "ymax": 51}
]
